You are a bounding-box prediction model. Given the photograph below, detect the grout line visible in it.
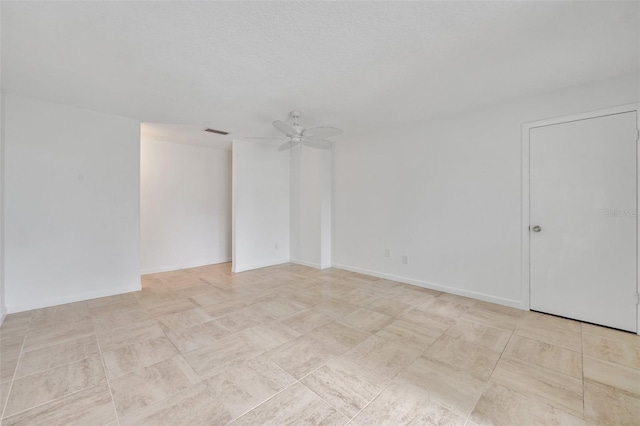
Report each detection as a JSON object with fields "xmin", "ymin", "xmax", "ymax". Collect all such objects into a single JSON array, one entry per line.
[
  {"xmin": 297, "ymin": 380, "xmax": 352, "ymax": 422},
  {"xmin": 1, "ymin": 383, "xmax": 108, "ymax": 421},
  {"xmin": 0, "ymin": 333, "xmax": 27, "ymax": 421},
  {"xmin": 94, "ymin": 325, "xmax": 121, "ymax": 425},
  {"xmin": 223, "ymin": 379, "xmax": 301, "ymax": 426}
]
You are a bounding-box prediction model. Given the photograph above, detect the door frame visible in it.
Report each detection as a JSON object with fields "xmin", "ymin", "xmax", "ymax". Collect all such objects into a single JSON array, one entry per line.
[{"xmin": 521, "ymin": 103, "xmax": 640, "ymax": 334}]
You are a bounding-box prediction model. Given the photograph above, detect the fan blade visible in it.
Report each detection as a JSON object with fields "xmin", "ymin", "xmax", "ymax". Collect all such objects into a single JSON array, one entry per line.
[
  {"xmin": 303, "ymin": 139, "xmax": 332, "ymax": 150},
  {"xmin": 273, "ymin": 121, "xmax": 300, "ymax": 136},
  {"xmin": 302, "ymin": 126, "xmax": 343, "ymax": 138},
  {"xmin": 278, "ymin": 140, "xmax": 301, "ymax": 151}
]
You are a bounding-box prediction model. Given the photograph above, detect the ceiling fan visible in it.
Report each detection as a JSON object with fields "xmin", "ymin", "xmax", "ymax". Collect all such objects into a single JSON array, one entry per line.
[{"xmin": 269, "ymin": 111, "xmax": 343, "ymax": 151}]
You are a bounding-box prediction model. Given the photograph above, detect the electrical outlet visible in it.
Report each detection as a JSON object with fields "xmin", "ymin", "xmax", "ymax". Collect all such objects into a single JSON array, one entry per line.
[
  {"xmin": 384, "ymin": 248, "xmax": 390, "ymax": 258},
  {"xmin": 274, "ymin": 243, "xmax": 279, "ymax": 250},
  {"xmin": 402, "ymin": 255, "xmax": 408, "ymax": 264}
]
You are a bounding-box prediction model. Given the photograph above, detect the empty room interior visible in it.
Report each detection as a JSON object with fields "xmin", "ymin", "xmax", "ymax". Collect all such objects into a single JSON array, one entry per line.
[{"xmin": 0, "ymin": 1, "xmax": 639, "ymax": 425}]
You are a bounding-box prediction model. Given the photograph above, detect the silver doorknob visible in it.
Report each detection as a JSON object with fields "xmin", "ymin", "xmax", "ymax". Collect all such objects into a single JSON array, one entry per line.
[{"xmin": 532, "ymin": 225, "xmax": 542, "ymax": 232}]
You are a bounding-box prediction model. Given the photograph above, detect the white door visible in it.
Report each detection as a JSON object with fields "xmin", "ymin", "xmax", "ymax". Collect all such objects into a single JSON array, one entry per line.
[{"xmin": 530, "ymin": 111, "xmax": 638, "ymax": 332}]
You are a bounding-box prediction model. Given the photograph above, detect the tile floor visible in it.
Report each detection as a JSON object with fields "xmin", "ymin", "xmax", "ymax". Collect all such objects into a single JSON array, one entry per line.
[{"xmin": 0, "ymin": 263, "xmax": 639, "ymax": 425}]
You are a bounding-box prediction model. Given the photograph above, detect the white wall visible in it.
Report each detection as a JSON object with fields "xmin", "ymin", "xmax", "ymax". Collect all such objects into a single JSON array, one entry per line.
[
  {"xmin": 4, "ymin": 94, "xmax": 141, "ymax": 312},
  {"xmin": 141, "ymin": 137, "xmax": 231, "ymax": 274},
  {"xmin": 0, "ymin": 10, "xmax": 5, "ymax": 322},
  {"xmin": 290, "ymin": 145, "xmax": 332, "ymax": 269},
  {"xmin": 333, "ymin": 73, "xmax": 640, "ymax": 308},
  {"xmin": 232, "ymin": 140, "xmax": 290, "ymax": 273}
]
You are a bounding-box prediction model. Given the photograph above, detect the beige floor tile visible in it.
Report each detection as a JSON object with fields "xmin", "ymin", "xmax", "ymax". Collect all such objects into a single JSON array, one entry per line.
[
  {"xmin": 398, "ymin": 356, "xmax": 488, "ymax": 418},
  {"xmin": 308, "ymin": 282, "xmax": 353, "ymax": 299},
  {"xmin": 582, "ymin": 333, "xmax": 640, "ymax": 370},
  {"xmin": 0, "ymin": 312, "xmax": 32, "ymax": 337},
  {"xmin": 267, "ymin": 334, "xmax": 339, "ymax": 379},
  {"xmin": 397, "ymin": 308, "xmax": 453, "ymax": 333},
  {"xmin": 423, "ymin": 335, "xmax": 501, "ymax": 381},
  {"xmin": 217, "ymin": 306, "xmax": 276, "ymax": 333},
  {"xmin": 473, "ymin": 300, "xmax": 526, "ymax": 318},
  {"xmin": 313, "ymin": 299, "xmax": 359, "ymax": 319},
  {"xmin": 490, "ymin": 357, "xmax": 583, "ymax": 417},
  {"xmin": 232, "ymin": 382, "xmax": 348, "ymax": 426},
  {"xmin": 155, "ymin": 307, "xmax": 212, "ymax": 333},
  {"xmin": 503, "ymin": 335, "xmax": 582, "ymax": 379},
  {"xmin": 445, "ymin": 319, "xmax": 512, "ymax": 352},
  {"xmin": 238, "ymin": 321, "xmax": 301, "ymax": 352},
  {"xmin": 392, "ymin": 288, "xmax": 440, "ymax": 307},
  {"xmin": 461, "ymin": 308, "xmax": 519, "ymax": 331},
  {"xmin": 86, "ymin": 293, "xmax": 141, "ymax": 318},
  {"xmin": 307, "ymin": 321, "xmax": 370, "ymax": 353},
  {"xmin": 583, "ymin": 379, "xmax": 640, "ymax": 425},
  {"xmin": 53, "ymin": 302, "xmax": 92, "ymax": 325},
  {"xmin": 144, "ymin": 299, "xmax": 198, "ymax": 318},
  {"xmin": 5, "ymin": 355, "xmax": 105, "ymax": 416},
  {"xmin": 519, "ymin": 312, "xmax": 582, "ymax": 334},
  {"xmin": 1, "ymin": 380, "xmax": 12, "ymax": 414},
  {"xmin": 22, "ymin": 321, "xmax": 94, "ymax": 352},
  {"xmin": 582, "ymin": 323, "xmax": 640, "ymax": 346},
  {"xmin": 583, "ymin": 356, "xmax": 640, "ymax": 396},
  {"xmin": 96, "ymin": 320, "xmax": 165, "ymax": 352},
  {"xmin": 174, "ymin": 283, "xmax": 216, "ymax": 299},
  {"xmin": 204, "ymin": 355, "xmax": 296, "ymax": 420},
  {"xmin": 302, "ymin": 356, "xmax": 389, "ymax": 418},
  {"xmin": 1, "ymin": 359, "xmax": 19, "ymax": 384},
  {"xmin": 200, "ymin": 297, "xmax": 257, "ymax": 318},
  {"xmin": 103, "ymin": 335, "xmax": 179, "ymax": 379},
  {"xmin": 353, "ymin": 380, "xmax": 466, "ymax": 426},
  {"xmin": 118, "ymin": 381, "xmax": 231, "ymax": 425},
  {"xmin": 187, "ymin": 289, "xmax": 233, "ymax": 307},
  {"xmin": 338, "ymin": 289, "xmax": 380, "ymax": 307},
  {"xmin": 343, "ymin": 335, "xmax": 423, "ymax": 380},
  {"xmin": 92, "ymin": 307, "xmax": 150, "ymax": 334},
  {"xmin": 470, "ymin": 383, "xmax": 584, "ymax": 426},
  {"xmin": 252, "ymin": 298, "xmax": 308, "ymax": 320},
  {"xmin": 0, "ymin": 336, "xmax": 24, "ymax": 382},
  {"xmin": 135, "ymin": 293, "xmax": 177, "ymax": 311},
  {"xmin": 27, "ymin": 307, "xmax": 57, "ymax": 331},
  {"xmin": 109, "ymin": 355, "xmax": 200, "ymax": 417},
  {"xmin": 281, "ymin": 309, "xmax": 334, "ymax": 334},
  {"xmin": 436, "ymin": 293, "xmax": 479, "ymax": 308},
  {"xmin": 16, "ymin": 335, "xmax": 100, "ymax": 378},
  {"xmin": 514, "ymin": 322, "xmax": 582, "ymax": 353},
  {"xmin": 2, "ymin": 383, "xmax": 115, "ymax": 426},
  {"xmin": 425, "ymin": 298, "xmax": 470, "ymax": 318},
  {"xmin": 339, "ymin": 308, "xmax": 393, "ymax": 333},
  {"xmin": 164, "ymin": 320, "xmax": 230, "ymax": 353},
  {"xmin": 376, "ymin": 319, "xmax": 442, "ymax": 348},
  {"xmin": 7, "ymin": 263, "xmax": 635, "ymax": 425},
  {"xmin": 281, "ymin": 289, "xmax": 329, "ymax": 308},
  {"xmin": 183, "ymin": 334, "xmax": 263, "ymax": 379},
  {"xmin": 365, "ymin": 297, "xmax": 411, "ymax": 317}
]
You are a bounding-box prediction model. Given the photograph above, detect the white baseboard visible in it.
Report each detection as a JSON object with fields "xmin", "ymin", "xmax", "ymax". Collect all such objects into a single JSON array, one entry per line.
[
  {"xmin": 233, "ymin": 259, "xmax": 290, "ymax": 273},
  {"xmin": 141, "ymin": 258, "xmax": 232, "ymax": 275},
  {"xmin": 291, "ymin": 258, "xmax": 322, "ymax": 269},
  {"xmin": 6, "ymin": 283, "xmax": 142, "ymax": 314},
  {"xmin": 331, "ymin": 263, "xmax": 525, "ymax": 310}
]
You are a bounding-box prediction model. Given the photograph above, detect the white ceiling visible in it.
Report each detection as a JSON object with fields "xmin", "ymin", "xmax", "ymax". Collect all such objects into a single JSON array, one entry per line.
[{"xmin": 2, "ymin": 1, "xmax": 638, "ymax": 145}]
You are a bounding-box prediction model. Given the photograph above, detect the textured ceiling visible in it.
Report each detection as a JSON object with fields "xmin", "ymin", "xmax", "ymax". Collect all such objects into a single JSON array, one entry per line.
[{"xmin": 2, "ymin": 1, "xmax": 639, "ymax": 143}]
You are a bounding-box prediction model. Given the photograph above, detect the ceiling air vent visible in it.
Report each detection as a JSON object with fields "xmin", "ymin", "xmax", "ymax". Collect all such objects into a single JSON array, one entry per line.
[{"xmin": 204, "ymin": 128, "xmax": 229, "ymax": 135}]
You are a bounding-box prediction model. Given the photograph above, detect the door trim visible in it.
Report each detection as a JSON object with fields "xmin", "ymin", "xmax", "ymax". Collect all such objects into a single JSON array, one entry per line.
[{"xmin": 521, "ymin": 103, "xmax": 640, "ymax": 335}]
